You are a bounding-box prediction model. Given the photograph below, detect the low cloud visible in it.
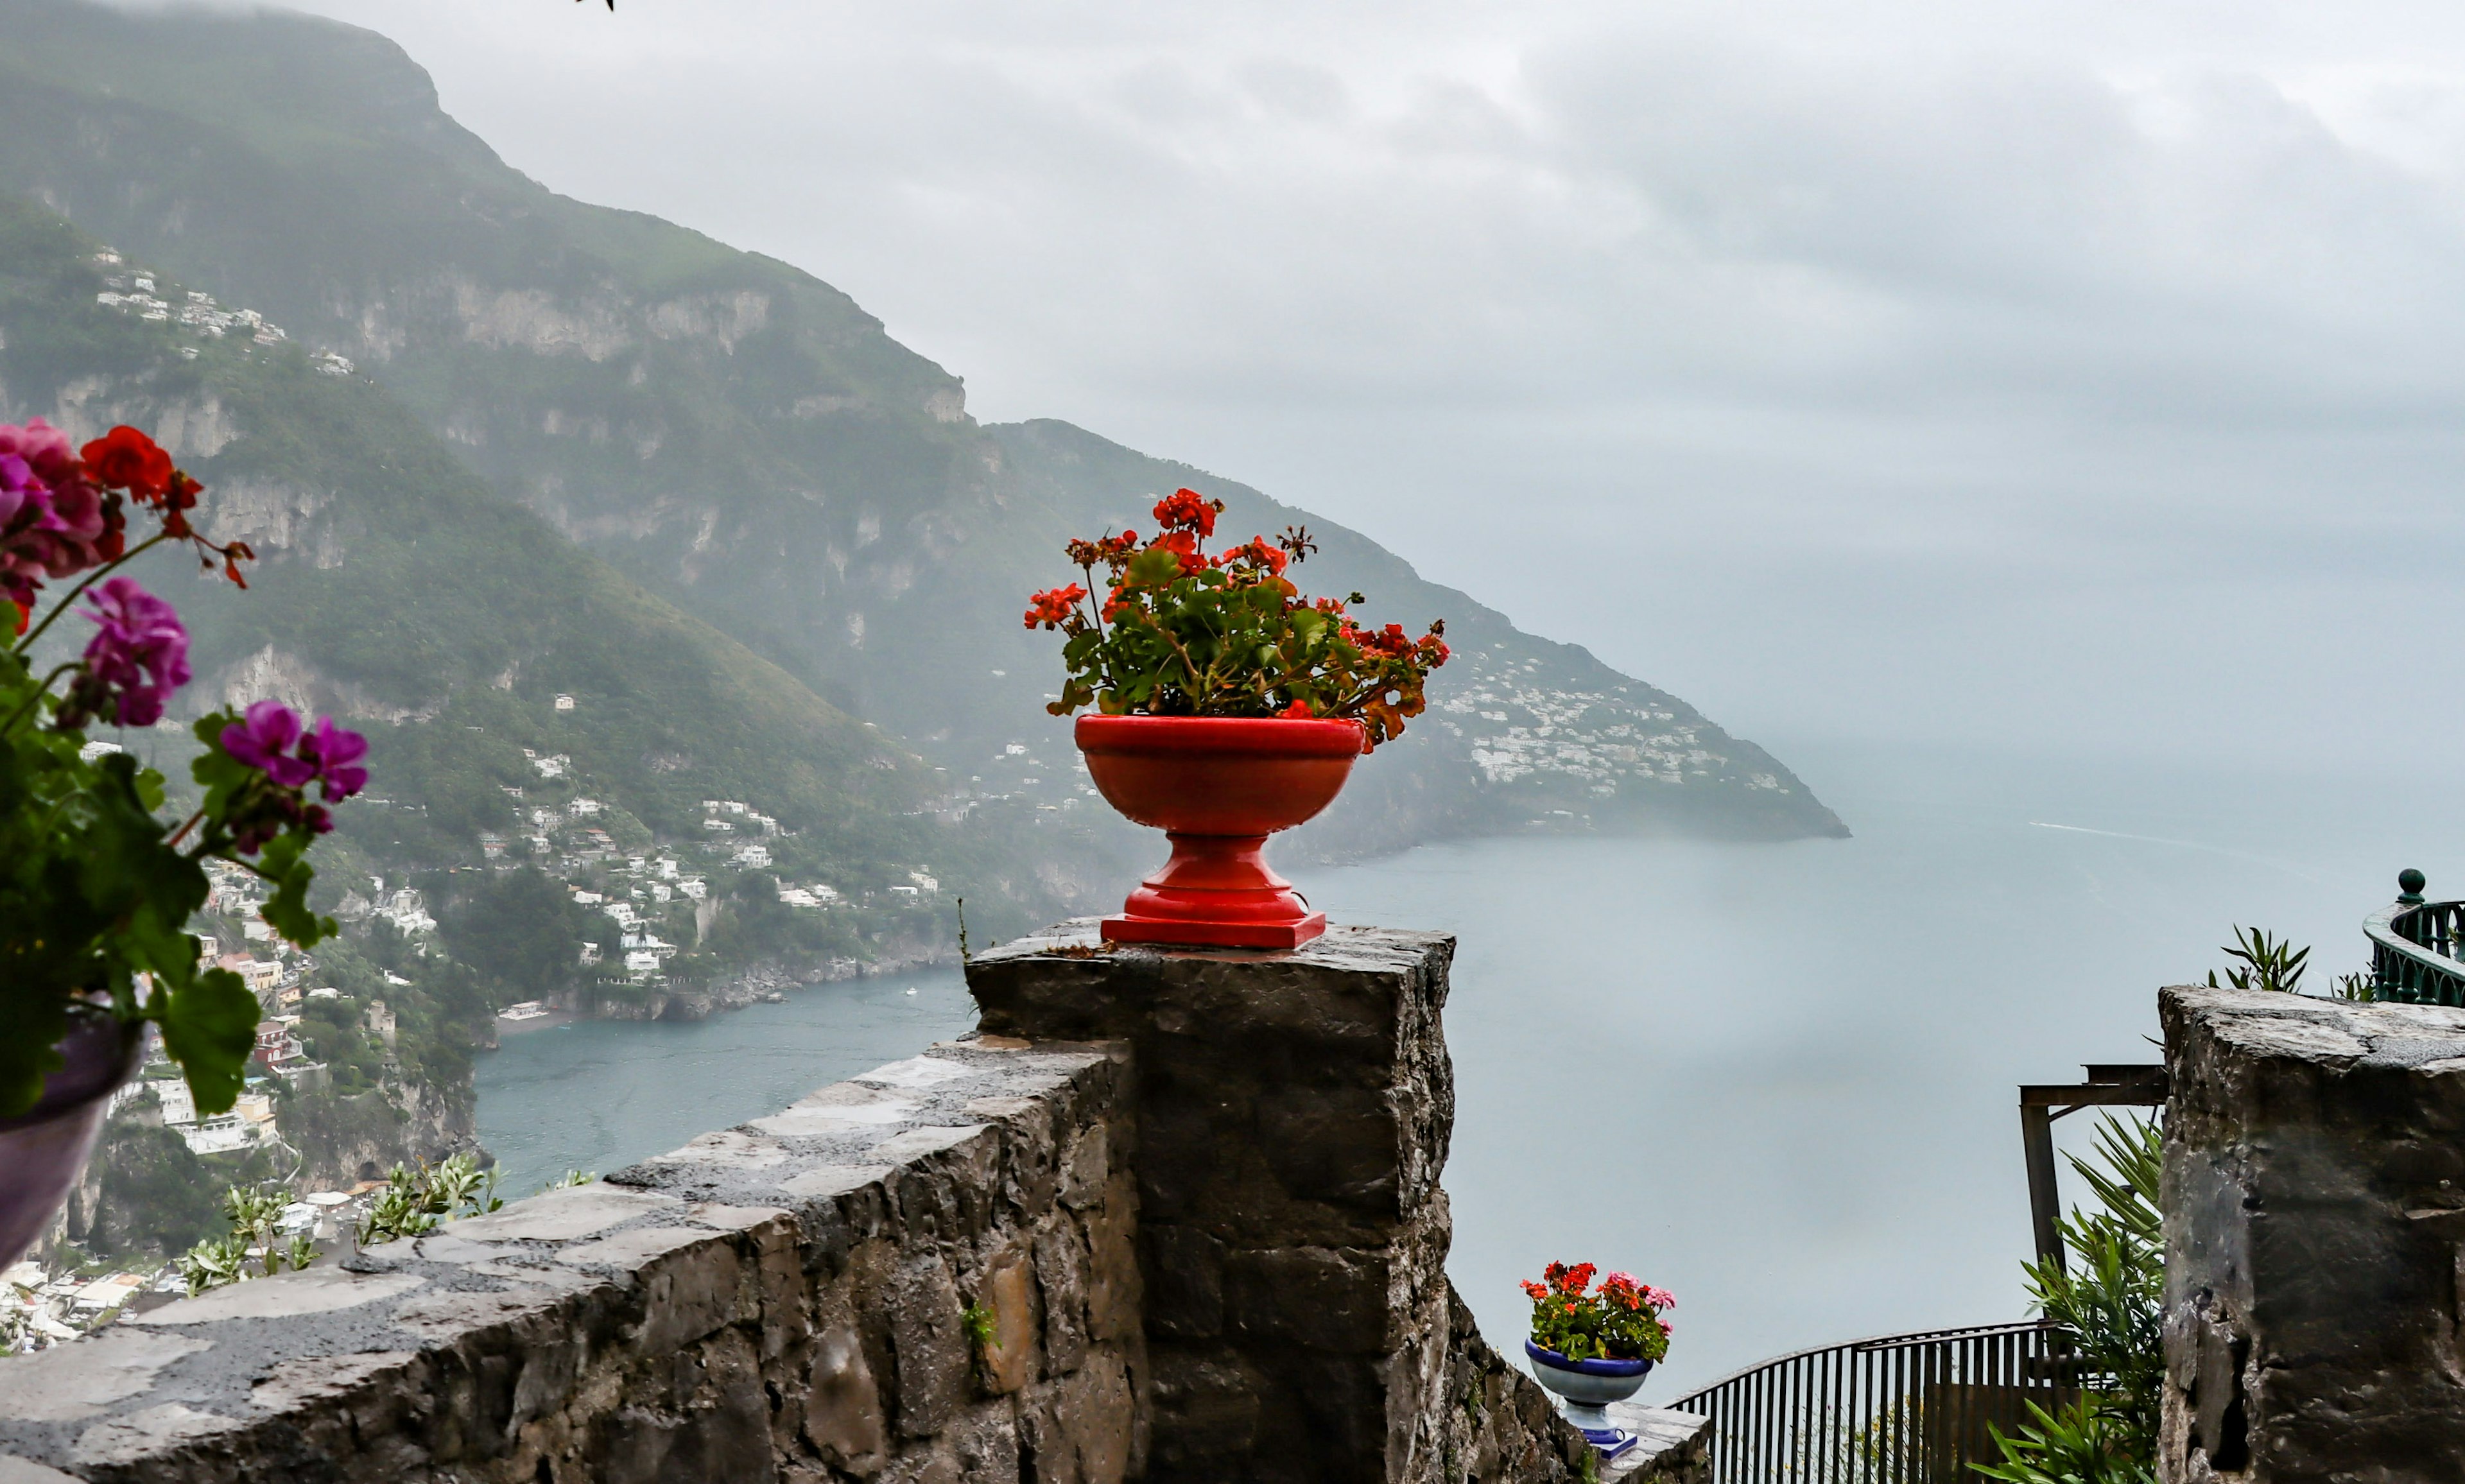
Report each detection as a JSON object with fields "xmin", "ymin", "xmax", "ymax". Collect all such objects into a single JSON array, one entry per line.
[{"xmin": 248, "ymin": 0, "xmax": 2465, "ymax": 762}]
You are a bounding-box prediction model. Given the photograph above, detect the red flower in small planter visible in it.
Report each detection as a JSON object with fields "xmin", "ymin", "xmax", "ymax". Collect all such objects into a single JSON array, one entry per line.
[
  {"xmin": 1025, "ymin": 491, "xmax": 1449, "ymax": 947},
  {"xmin": 1026, "ymin": 492, "xmax": 1446, "ymax": 748},
  {"xmin": 1524, "ymin": 1261, "xmax": 1672, "ymax": 1363}
]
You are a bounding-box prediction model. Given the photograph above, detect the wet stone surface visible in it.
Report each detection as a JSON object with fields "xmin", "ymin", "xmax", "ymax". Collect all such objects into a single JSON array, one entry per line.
[
  {"xmin": 972, "ymin": 921, "xmax": 1604, "ymax": 1484},
  {"xmin": 0, "ymin": 1035, "xmax": 1140, "ymax": 1483},
  {"xmin": 2160, "ymin": 986, "xmax": 2465, "ymax": 1484},
  {"xmin": 0, "ymin": 924, "xmax": 1627, "ymax": 1482}
]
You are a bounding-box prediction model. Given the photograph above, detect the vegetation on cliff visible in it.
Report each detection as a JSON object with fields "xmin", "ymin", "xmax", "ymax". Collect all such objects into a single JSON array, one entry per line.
[{"xmin": 0, "ymin": 0, "xmax": 1846, "ymax": 858}]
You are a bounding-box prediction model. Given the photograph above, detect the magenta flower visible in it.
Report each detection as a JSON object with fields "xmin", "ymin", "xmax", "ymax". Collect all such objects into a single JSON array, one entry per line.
[
  {"xmin": 76, "ymin": 578, "xmax": 191, "ymax": 728},
  {"xmin": 0, "ymin": 419, "xmax": 80, "ymax": 490},
  {"xmin": 221, "ymin": 700, "xmax": 316, "ymax": 788},
  {"xmin": 0, "ymin": 420, "xmax": 104, "ymax": 607},
  {"xmin": 299, "ymin": 716, "xmax": 369, "ymax": 801}
]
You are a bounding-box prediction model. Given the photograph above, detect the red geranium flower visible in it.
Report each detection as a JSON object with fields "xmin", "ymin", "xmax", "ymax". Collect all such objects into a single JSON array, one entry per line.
[
  {"xmin": 1153, "ymin": 529, "xmax": 1206, "ymax": 575},
  {"xmin": 1216, "ymin": 537, "xmax": 1288, "ymax": 576},
  {"xmin": 1030, "ymin": 490, "xmax": 1447, "ymax": 748},
  {"xmin": 1023, "ymin": 583, "xmax": 1086, "ymax": 630},
  {"xmin": 81, "ymin": 426, "xmax": 173, "ymax": 499},
  {"xmin": 1152, "ymin": 488, "xmax": 1220, "ymax": 538}
]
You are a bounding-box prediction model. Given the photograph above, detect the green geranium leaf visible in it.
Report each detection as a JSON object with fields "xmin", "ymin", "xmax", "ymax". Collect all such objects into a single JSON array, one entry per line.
[
  {"xmin": 257, "ymin": 832, "xmax": 333, "ymax": 948},
  {"xmin": 1126, "ymin": 547, "xmax": 1184, "ymax": 584},
  {"xmin": 160, "ymin": 967, "xmax": 257, "ymax": 1116},
  {"xmin": 0, "ymin": 988, "xmax": 73, "ymax": 1121},
  {"xmin": 1030, "ymin": 510, "xmax": 1447, "ymax": 734}
]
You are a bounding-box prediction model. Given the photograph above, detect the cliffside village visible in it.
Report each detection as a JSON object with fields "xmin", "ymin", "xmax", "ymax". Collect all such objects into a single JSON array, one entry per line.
[{"xmin": 1, "ymin": 724, "xmax": 947, "ymax": 1356}]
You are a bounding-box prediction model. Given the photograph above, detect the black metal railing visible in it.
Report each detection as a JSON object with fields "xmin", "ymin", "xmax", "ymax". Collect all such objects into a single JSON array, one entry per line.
[
  {"xmin": 1666, "ymin": 1320, "xmax": 2069, "ymax": 1483},
  {"xmin": 2366, "ymin": 869, "xmax": 2465, "ymax": 1008}
]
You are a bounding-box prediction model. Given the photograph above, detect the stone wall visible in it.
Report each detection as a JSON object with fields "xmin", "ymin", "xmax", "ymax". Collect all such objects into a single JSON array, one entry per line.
[
  {"xmin": 2159, "ymin": 985, "xmax": 2465, "ymax": 1483},
  {"xmin": 0, "ymin": 923, "xmax": 1702, "ymax": 1483},
  {"xmin": 968, "ymin": 924, "xmax": 1463, "ymax": 1482},
  {"xmin": 969, "ymin": 922, "xmax": 1663, "ymax": 1484},
  {"xmin": 0, "ymin": 1038, "xmax": 1141, "ymax": 1483}
]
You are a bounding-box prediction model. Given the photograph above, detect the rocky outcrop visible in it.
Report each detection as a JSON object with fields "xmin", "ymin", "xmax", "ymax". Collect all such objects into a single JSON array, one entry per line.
[
  {"xmin": 0, "ymin": 3, "xmax": 1849, "ymax": 854},
  {"xmin": 286, "ymin": 1082, "xmax": 476, "ymax": 1191},
  {"xmin": 2159, "ymin": 985, "xmax": 2465, "ymax": 1483}
]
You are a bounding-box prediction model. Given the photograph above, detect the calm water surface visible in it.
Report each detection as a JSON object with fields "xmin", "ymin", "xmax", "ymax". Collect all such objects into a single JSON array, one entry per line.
[
  {"xmin": 475, "ymin": 976, "xmax": 975, "ymax": 1193},
  {"xmin": 479, "ymin": 740, "xmax": 2465, "ymax": 1393}
]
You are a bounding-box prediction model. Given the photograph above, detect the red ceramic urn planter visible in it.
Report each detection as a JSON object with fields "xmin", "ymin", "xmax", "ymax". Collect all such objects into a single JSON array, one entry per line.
[{"xmin": 1076, "ymin": 714, "xmax": 1365, "ymax": 949}]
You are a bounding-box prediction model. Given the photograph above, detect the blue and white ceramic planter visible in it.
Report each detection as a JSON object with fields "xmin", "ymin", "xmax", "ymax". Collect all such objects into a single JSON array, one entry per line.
[{"xmin": 1525, "ymin": 1341, "xmax": 1654, "ymax": 1460}]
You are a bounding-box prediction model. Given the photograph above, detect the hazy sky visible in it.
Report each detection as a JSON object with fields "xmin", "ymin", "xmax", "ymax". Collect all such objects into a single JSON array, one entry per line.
[{"xmin": 269, "ymin": 0, "xmax": 2465, "ymax": 775}]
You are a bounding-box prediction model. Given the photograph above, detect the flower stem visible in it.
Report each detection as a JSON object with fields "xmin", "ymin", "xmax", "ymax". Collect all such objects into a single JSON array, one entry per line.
[
  {"xmin": 1080, "ymin": 564, "xmax": 1105, "ymax": 640},
  {"xmin": 17, "ymin": 531, "xmax": 172, "ymax": 652},
  {"xmin": 0, "ymin": 663, "xmax": 80, "ymax": 734}
]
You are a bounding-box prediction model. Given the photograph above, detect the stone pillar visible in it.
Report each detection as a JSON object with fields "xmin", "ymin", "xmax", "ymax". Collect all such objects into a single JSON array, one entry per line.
[
  {"xmin": 2159, "ymin": 985, "xmax": 2465, "ymax": 1483},
  {"xmin": 968, "ymin": 922, "xmax": 1458, "ymax": 1484}
]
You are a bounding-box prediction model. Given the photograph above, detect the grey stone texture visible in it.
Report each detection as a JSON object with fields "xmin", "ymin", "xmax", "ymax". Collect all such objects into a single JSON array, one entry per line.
[
  {"xmin": 969, "ymin": 922, "xmax": 1619, "ymax": 1484},
  {"xmin": 2160, "ymin": 985, "xmax": 2465, "ymax": 1483},
  {"xmin": 1600, "ymin": 1403, "xmax": 1709, "ymax": 1483},
  {"xmin": 0, "ymin": 922, "xmax": 1703, "ymax": 1482},
  {"xmin": 0, "ymin": 1037, "xmax": 1142, "ymax": 1483}
]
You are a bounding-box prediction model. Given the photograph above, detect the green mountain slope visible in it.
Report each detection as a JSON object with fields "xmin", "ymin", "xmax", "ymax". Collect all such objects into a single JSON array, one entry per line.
[
  {"xmin": 0, "ymin": 0, "xmax": 1845, "ymax": 848},
  {"xmin": 3, "ymin": 189, "xmax": 1117, "ymax": 1214},
  {"xmin": 0, "ymin": 193, "xmax": 1067, "ymax": 938}
]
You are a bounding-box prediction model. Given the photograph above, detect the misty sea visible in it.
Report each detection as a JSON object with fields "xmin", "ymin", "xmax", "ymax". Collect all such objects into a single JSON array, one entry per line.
[{"xmin": 476, "ymin": 738, "xmax": 2465, "ymax": 1394}]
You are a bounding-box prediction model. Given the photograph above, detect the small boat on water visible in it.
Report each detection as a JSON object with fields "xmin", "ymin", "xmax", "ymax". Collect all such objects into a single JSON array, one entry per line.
[{"xmin": 497, "ymin": 1001, "xmax": 551, "ymax": 1024}]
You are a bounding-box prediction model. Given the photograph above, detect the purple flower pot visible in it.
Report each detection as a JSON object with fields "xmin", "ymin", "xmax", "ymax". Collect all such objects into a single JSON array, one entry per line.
[{"xmin": 0, "ymin": 1009, "xmax": 141, "ymax": 1270}]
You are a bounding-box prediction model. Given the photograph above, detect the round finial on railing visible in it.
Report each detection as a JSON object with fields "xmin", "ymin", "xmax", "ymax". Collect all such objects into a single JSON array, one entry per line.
[{"xmin": 2399, "ymin": 868, "xmax": 2427, "ymax": 904}]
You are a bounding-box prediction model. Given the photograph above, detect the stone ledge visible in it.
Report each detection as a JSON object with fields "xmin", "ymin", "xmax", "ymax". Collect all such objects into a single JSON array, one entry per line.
[
  {"xmin": 0, "ymin": 1035, "xmax": 1136, "ymax": 1483},
  {"xmin": 1602, "ymin": 1402, "xmax": 1709, "ymax": 1482},
  {"xmin": 970, "ymin": 919, "xmax": 1458, "ymax": 1046},
  {"xmin": 2159, "ymin": 985, "xmax": 2465, "ymax": 1481},
  {"xmin": 974, "ymin": 921, "xmax": 1475, "ymax": 1480}
]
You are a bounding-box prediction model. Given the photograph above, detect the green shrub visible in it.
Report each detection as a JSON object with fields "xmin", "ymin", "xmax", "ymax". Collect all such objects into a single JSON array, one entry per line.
[{"xmin": 1979, "ymin": 1116, "xmax": 2162, "ymax": 1481}]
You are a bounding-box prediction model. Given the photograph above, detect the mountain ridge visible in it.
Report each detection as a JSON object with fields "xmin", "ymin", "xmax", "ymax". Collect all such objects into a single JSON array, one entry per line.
[{"xmin": 0, "ymin": 0, "xmax": 1846, "ymax": 851}]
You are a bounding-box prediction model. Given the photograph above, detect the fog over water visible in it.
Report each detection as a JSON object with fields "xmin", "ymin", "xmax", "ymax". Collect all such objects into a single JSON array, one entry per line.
[
  {"xmin": 278, "ymin": 0, "xmax": 2465, "ymax": 777},
  {"xmin": 313, "ymin": 0, "xmax": 2465, "ymax": 1393},
  {"xmin": 480, "ymin": 736, "xmax": 2465, "ymax": 1389}
]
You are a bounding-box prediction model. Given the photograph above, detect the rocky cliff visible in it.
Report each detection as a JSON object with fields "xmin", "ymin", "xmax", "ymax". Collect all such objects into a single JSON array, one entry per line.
[{"xmin": 0, "ymin": 0, "xmax": 1844, "ymax": 855}]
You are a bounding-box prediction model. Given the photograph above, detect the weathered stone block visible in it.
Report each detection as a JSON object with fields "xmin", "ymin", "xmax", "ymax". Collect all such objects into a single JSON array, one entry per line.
[
  {"xmin": 1083, "ymin": 1182, "xmax": 1142, "ymax": 1345},
  {"xmin": 804, "ymin": 1325, "xmax": 891, "ymax": 1474},
  {"xmin": 1142, "ymin": 1225, "xmax": 1226, "ymax": 1340},
  {"xmin": 1059, "ymin": 1123, "xmax": 1111, "ymax": 1212},
  {"xmin": 1220, "ymin": 1245, "xmax": 1394, "ymax": 1353},
  {"xmin": 971, "ymin": 922, "xmax": 1467, "ymax": 1481},
  {"xmin": 0, "ymin": 1039, "xmax": 1136, "ymax": 1484},
  {"xmin": 979, "ymin": 1247, "xmax": 1042, "ymax": 1394},
  {"xmin": 1144, "ymin": 1349, "xmax": 1268, "ymax": 1467},
  {"xmin": 2160, "ymin": 986, "xmax": 2465, "ymax": 1483},
  {"xmin": 946, "ymin": 1404, "xmax": 1025, "ymax": 1482},
  {"xmin": 0, "ymin": 1331, "xmax": 208, "ymax": 1423},
  {"xmin": 1023, "ymin": 1350, "xmax": 1139, "ymax": 1484},
  {"xmin": 1258, "ymin": 1086, "xmax": 1403, "ymax": 1209},
  {"xmin": 892, "ymin": 1256, "xmax": 972, "ymax": 1440}
]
